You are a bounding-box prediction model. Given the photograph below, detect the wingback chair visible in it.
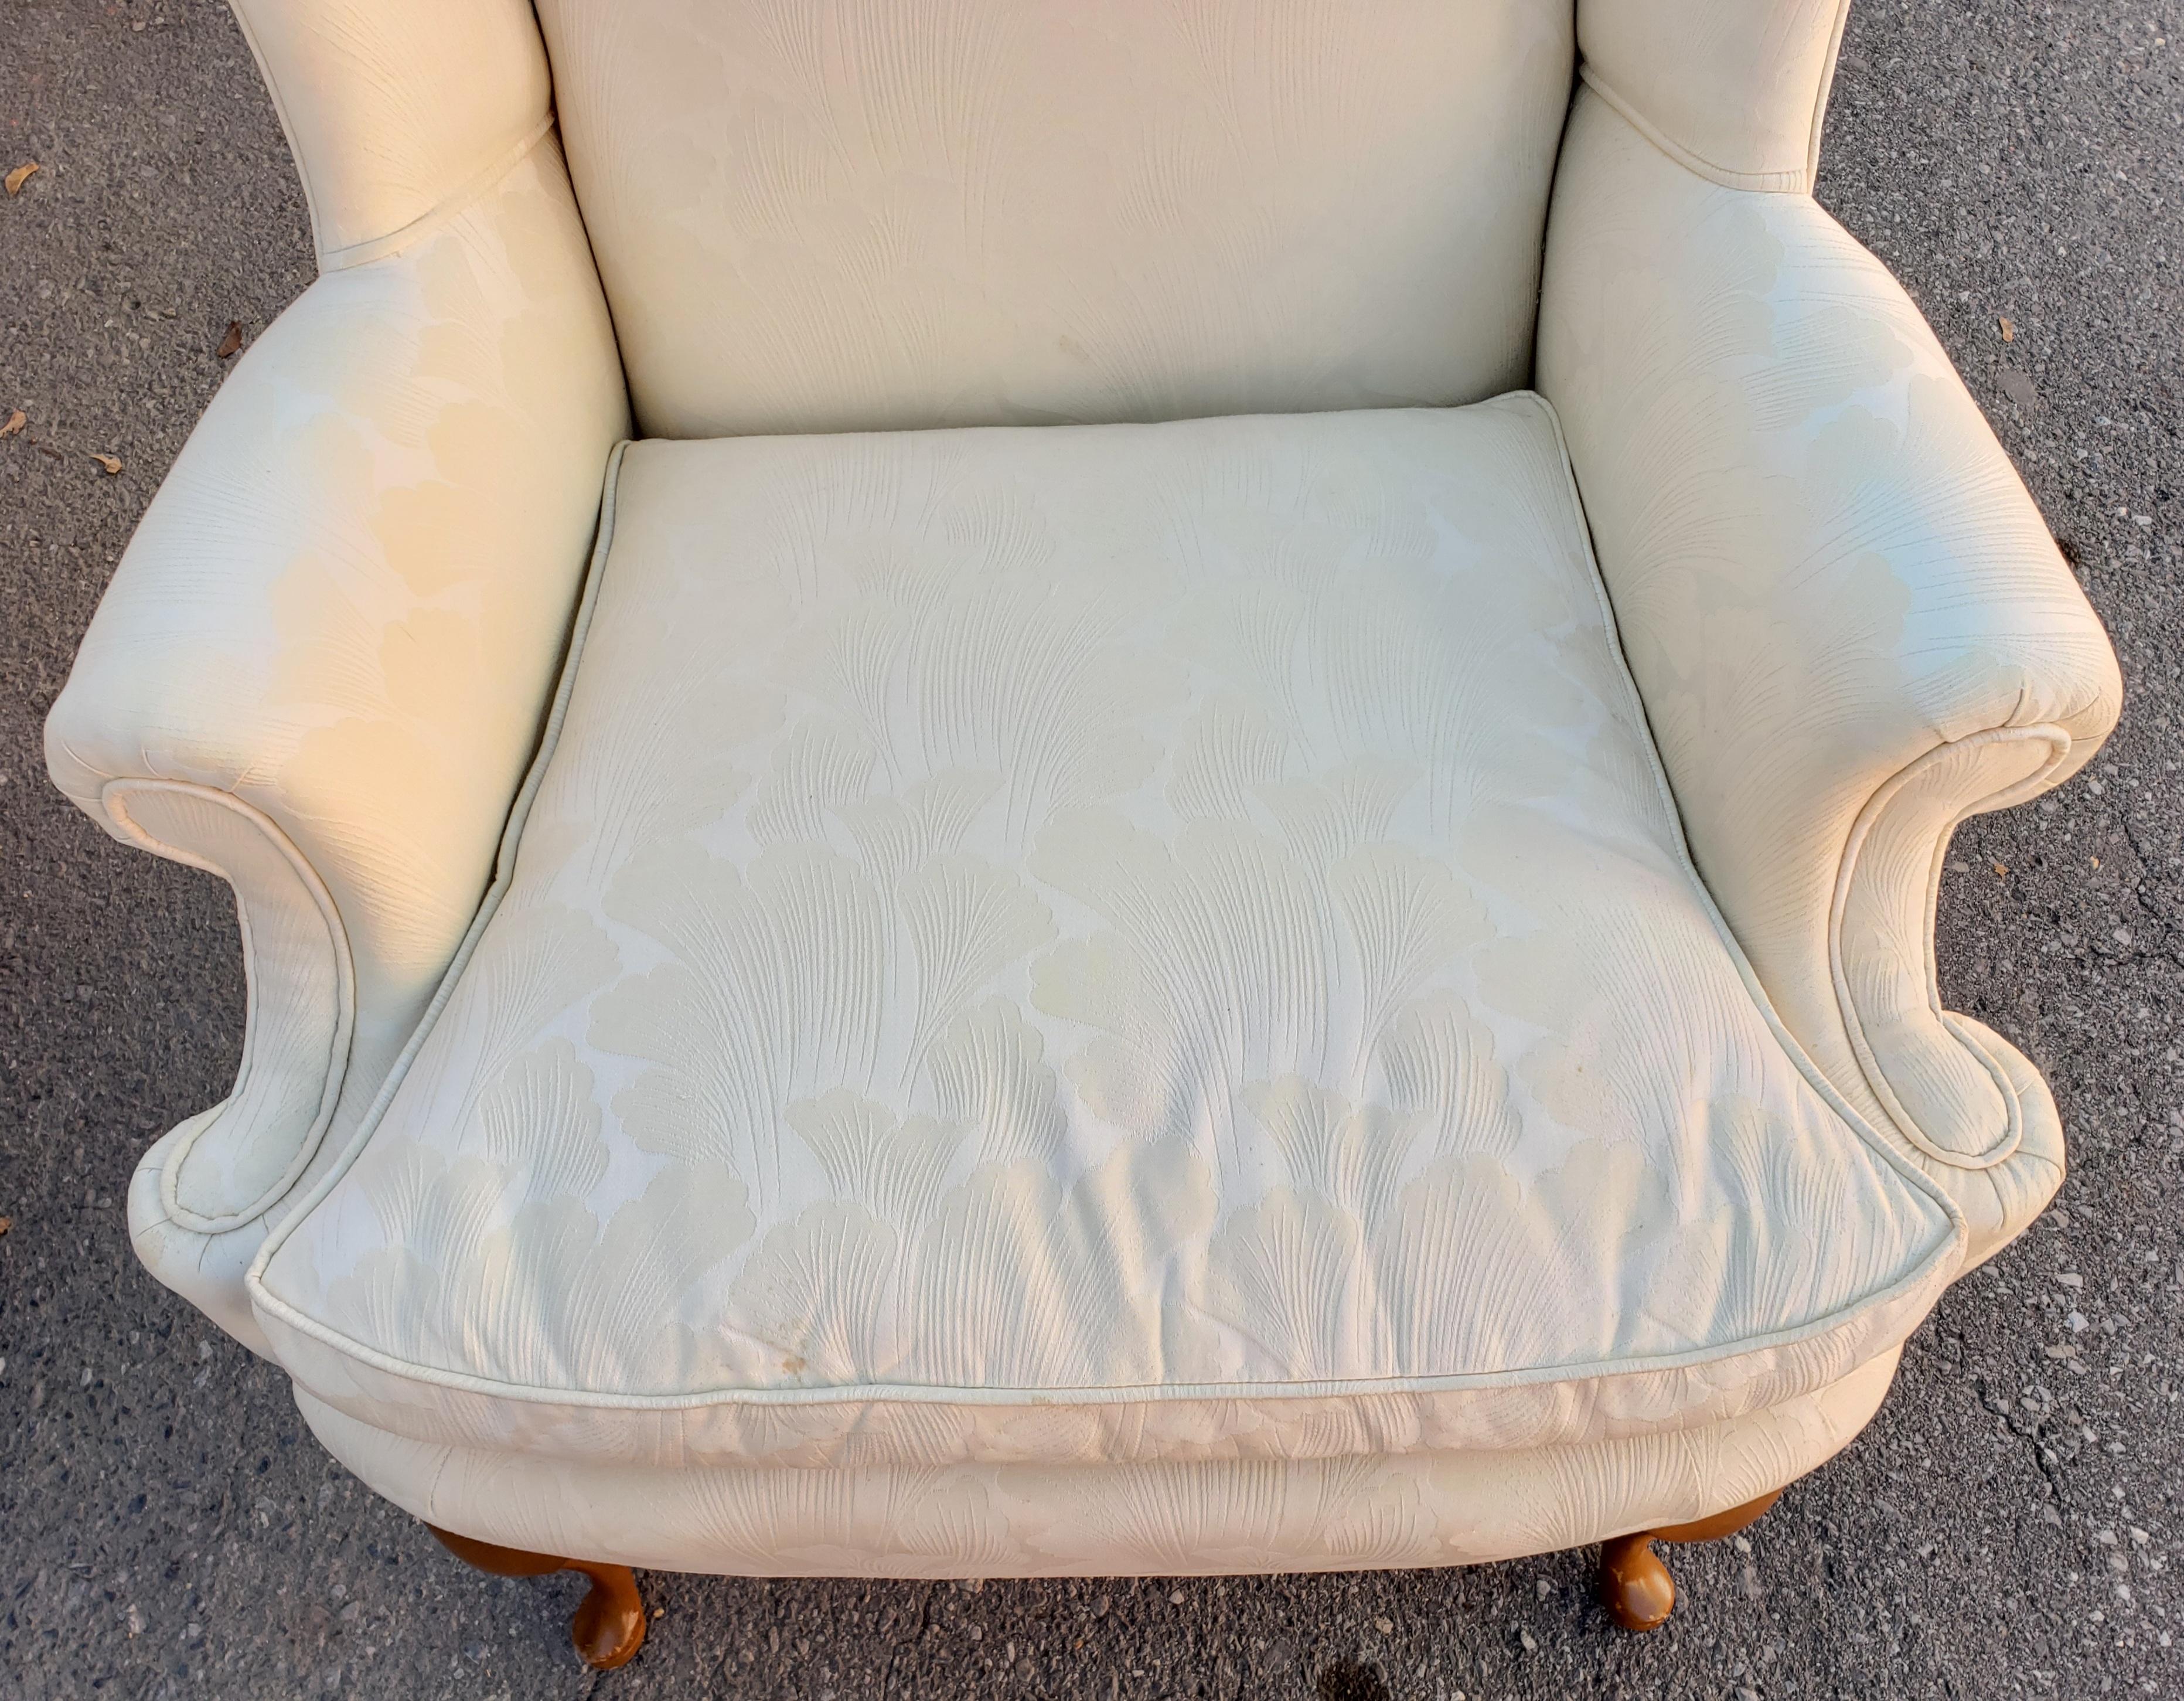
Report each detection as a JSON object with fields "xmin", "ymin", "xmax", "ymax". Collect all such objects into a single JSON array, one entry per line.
[{"xmin": 46, "ymin": 0, "xmax": 2120, "ymax": 1666}]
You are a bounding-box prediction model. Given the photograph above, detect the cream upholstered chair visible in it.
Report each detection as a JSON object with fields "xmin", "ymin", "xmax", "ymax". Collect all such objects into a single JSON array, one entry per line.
[{"xmin": 46, "ymin": 0, "xmax": 2120, "ymax": 1666}]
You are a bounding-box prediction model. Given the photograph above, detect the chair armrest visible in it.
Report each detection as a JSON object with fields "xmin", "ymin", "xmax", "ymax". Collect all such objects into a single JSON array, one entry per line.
[
  {"xmin": 1537, "ymin": 90, "xmax": 2121, "ymax": 1258},
  {"xmin": 43, "ymin": 134, "xmax": 628, "ymax": 1342}
]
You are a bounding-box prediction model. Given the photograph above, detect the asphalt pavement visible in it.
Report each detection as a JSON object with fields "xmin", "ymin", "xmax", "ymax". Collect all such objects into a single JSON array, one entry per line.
[{"xmin": 2, "ymin": 2, "xmax": 2180, "ymax": 1697}]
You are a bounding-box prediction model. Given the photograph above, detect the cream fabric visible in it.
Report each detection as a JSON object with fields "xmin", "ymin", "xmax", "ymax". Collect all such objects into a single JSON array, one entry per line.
[
  {"xmin": 534, "ymin": 0, "xmax": 1575, "ymax": 437},
  {"xmin": 296, "ymin": 1351, "xmax": 1899, "ymax": 1577},
  {"xmin": 1577, "ymin": 0, "xmax": 1852, "ymax": 191},
  {"xmin": 103, "ymin": 786, "xmax": 353, "ymax": 1235},
  {"xmin": 251, "ymin": 398, "xmax": 1958, "ymax": 1471},
  {"xmin": 1538, "ymin": 91, "xmax": 2121, "ymax": 1264},
  {"xmin": 227, "ymin": 0, "xmax": 554, "ymax": 266},
  {"xmin": 47, "ymin": 0, "xmax": 2122, "ymax": 1583},
  {"xmin": 45, "ymin": 137, "xmax": 629, "ymax": 1349}
]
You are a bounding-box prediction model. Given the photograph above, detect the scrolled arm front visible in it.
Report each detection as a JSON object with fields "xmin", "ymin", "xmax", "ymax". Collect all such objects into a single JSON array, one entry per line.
[
  {"xmin": 43, "ymin": 135, "xmax": 629, "ymax": 1346},
  {"xmin": 1537, "ymin": 90, "xmax": 2122, "ymax": 1265}
]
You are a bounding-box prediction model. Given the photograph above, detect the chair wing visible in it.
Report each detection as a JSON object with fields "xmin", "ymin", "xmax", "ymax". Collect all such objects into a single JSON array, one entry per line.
[
  {"xmin": 224, "ymin": 0, "xmax": 553, "ymax": 269},
  {"xmin": 1577, "ymin": 0, "xmax": 1855, "ymax": 192}
]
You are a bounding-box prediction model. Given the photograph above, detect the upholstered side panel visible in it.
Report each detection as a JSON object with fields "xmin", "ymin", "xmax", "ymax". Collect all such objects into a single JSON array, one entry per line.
[
  {"xmin": 1832, "ymin": 729, "xmax": 2073, "ymax": 1169},
  {"xmin": 103, "ymin": 784, "xmax": 355, "ymax": 1231},
  {"xmin": 1537, "ymin": 91, "xmax": 2121, "ymax": 1265},
  {"xmin": 298, "ymin": 1351, "xmax": 1897, "ymax": 1576},
  {"xmin": 46, "ymin": 140, "xmax": 629, "ymax": 1346},
  {"xmin": 537, "ymin": 0, "xmax": 1573, "ymax": 436},
  {"xmin": 1577, "ymin": 0, "xmax": 1851, "ymax": 190},
  {"xmin": 98, "ymin": 784, "xmax": 353, "ymax": 1352}
]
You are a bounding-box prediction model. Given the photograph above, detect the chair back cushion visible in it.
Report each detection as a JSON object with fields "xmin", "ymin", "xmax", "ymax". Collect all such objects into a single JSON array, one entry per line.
[{"xmin": 535, "ymin": 0, "xmax": 1575, "ymax": 437}]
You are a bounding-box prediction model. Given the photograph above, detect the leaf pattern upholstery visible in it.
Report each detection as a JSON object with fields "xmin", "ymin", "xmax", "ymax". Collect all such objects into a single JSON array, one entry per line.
[
  {"xmin": 531, "ymin": 0, "xmax": 1576, "ymax": 436},
  {"xmin": 298, "ymin": 1348, "xmax": 1902, "ymax": 1577},
  {"xmin": 45, "ymin": 0, "xmax": 2124, "ymax": 1582},
  {"xmin": 252, "ymin": 396, "xmax": 1959, "ymax": 1469}
]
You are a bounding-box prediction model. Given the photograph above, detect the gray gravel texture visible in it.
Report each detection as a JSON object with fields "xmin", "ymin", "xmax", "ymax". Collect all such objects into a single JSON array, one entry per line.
[{"xmin": 2, "ymin": 2, "xmax": 2180, "ymax": 1697}]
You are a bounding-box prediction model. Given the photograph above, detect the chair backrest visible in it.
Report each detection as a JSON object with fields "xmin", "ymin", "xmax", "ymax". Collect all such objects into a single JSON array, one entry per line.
[
  {"xmin": 534, "ymin": 1, "xmax": 1576, "ymax": 437},
  {"xmin": 230, "ymin": 1, "xmax": 1859, "ymax": 441}
]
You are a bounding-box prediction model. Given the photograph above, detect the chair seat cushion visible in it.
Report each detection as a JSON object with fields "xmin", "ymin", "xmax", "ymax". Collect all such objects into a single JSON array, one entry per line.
[{"xmin": 251, "ymin": 394, "xmax": 1960, "ymax": 1471}]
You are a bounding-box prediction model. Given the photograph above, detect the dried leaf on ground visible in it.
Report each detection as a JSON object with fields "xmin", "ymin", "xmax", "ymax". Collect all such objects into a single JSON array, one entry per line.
[
  {"xmin": 1999, "ymin": 316, "xmax": 2016, "ymax": 341},
  {"xmin": 216, "ymin": 320, "xmax": 243, "ymax": 359},
  {"xmin": 4, "ymin": 161, "xmax": 38, "ymax": 196},
  {"xmin": 91, "ymin": 453, "xmax": 122, "ymax": 475},
  {"xmin": 0, "ymin": 1215, "xmax": 12, "ymax": 1237},
  {"xmin": 0, "ymin": 410, "xmax": 25, "ymax": 438}
]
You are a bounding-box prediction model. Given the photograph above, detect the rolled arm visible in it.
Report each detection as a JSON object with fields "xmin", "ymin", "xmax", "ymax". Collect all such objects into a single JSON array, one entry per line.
[
  {"xmin": 43, "ymin": 133, "xmax": 628, "ymax": 1343},
  {"xmin": 1537, "ymin": 90, "xmax": 2121, "ymax": 1260}
]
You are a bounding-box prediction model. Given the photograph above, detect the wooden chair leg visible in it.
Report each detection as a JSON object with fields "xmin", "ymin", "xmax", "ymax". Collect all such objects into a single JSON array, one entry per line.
[
  {"xmin": 1597, "ymin": 1488, "xmax": 1781, "ymax": 1632},
  {"xmin": 427, "ymin": 1523, "xmax": 648, "ymax": 1671}
]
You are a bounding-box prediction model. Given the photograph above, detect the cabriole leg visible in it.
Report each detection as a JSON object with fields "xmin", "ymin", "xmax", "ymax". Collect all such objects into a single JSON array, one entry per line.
[
  {"xmin": 1597, "ymin": 1488, "xmax": 1783, "ymax": 1632},
  {"xmin": 427, "ymin": 1523, "xmax": 648, "ymax": 1670}
]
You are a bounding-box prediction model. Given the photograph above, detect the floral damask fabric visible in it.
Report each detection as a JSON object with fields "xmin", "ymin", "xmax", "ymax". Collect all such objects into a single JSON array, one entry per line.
[
  {"xmin": 298, "ymin": 1349, "xmax": 1899, "ymax": 1577},
  {"xmin": 251, "ymin": 395, "xmax": 1959, "ymax": 1469},
  {"xmin": 1538, "ymin": 92, "xmax": 2118, "ymax": 1263},
  {"xmin": 46, "ymin": 136, "xmax": 630, "ymax": 1351},
  {"xmin": 533, "ymin": 0, "xmax": 1574, "ymax": 436}
]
